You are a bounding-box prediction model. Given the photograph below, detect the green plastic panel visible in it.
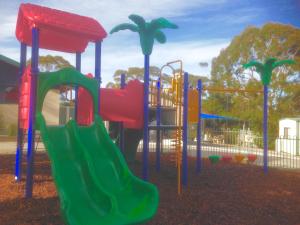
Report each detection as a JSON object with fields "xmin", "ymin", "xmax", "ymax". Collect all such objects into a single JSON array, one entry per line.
[{"xmin": 36, "ymin": 68, "xmax": 98, "ymax": 115}]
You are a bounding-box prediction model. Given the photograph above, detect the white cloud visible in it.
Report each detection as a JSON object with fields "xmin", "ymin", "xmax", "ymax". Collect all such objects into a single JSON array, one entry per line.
[
  {"xmin": 41, "ymin": 0, "xmax": 226, "ymax": 29},
  {"xmin": 0, "ymin": 37, "xmax": 229, "ymax": 85},
  {"xmin": 0, "ymin": 0, "xmax": 20, "ymax": 39},
  {"xmin": 0, "ymin": 16, "xmax": 16, "ymax": 40},
  {"xmin": 0, "ymin": 0, "xmax": 227, "ymax": 39},
  {"xmin": 100, "ymin": 38, "xmax": 229, "ymax": 84},
  {"xmin": 0, "ymin": 0, "xmax": 230, "ymax": 85},
  {"xmin": 0, "ymin": 48, "xmax": 17, "ymax": 62}
]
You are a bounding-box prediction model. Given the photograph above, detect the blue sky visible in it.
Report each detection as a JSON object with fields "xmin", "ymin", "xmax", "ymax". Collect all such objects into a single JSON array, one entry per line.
[{"xmin": 0, "ymin": 0, "xmax": 299, "ymax": 84}]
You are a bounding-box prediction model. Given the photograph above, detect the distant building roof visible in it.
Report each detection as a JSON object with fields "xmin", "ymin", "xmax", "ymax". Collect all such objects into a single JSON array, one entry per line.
[
  {"xmin": 0, "ymin": 55, "xmax": 19, "ymax": 67},
  {"xmin": 0, "ymin": 55, "xmax": 19, "ymax": 103}
]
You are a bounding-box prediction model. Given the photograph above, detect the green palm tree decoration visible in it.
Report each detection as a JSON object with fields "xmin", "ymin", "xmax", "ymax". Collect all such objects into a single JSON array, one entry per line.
[
  {"xmin": 110, "ymin": 14, "xmax": 178, "ymax": 55},
  {"xmin": 243, "ymin": 57, "xmax": 295, "ymax": 85},
  {"xmin": 110, "ymin": 14, "xmax": 178, "ymax": 180},
  {"xmin": 243, "ymin": 57, "xmax": 295, "ymax": 173}
]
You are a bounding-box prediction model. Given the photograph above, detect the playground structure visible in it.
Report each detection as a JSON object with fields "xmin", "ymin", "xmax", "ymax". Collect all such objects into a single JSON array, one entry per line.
[
  {"xmin": 147, "ymin": 61, "xmax": 263, "ymax": 193},
  {"xmin": 151, "ymin": 60, "xmax": 184, "ymax": 194},
  {"xmin": 146, "ymin": 63, "xmax": 300, "ymax": 179},
  {"xmin": 14, "ymin": 3, "xmax": 159, "ymax": 225},
  {"xmin": 9, "ymin": 2, "xmax": 298, "ymax": 225},
  {"xmin": 14, "ymin": 2, "xmax": 228, "ymax": 202}
]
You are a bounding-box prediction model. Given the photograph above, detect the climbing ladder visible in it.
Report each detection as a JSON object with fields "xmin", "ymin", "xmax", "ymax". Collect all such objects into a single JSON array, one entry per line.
[
  {"xmin": 157, "ymin": 60, "xmax": 184, "ymax": 195},
  {"xmin": 169, "ymin": 69, "xmax": 183, "ymax": 195}
]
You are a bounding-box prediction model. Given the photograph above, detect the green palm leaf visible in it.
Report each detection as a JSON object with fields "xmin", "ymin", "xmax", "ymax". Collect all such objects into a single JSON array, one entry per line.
[
  {"xmin": 244, "ymin": 57, "xmax": 295, "ymax": 86},
  {"xmin": 243, "ymin": 61, "xmax": 264, "ymax": 74},
  {"xmin": 154, "ymin": 30, "xmax": 166, "ymax": 43},
  {"xmin": 265, "ymin": 57, "xmax": 277, "ymax": 68},
  {"xmin": 110, "ymin": 23, "xmax": 138, "ymax": 34},
  {"xmin": 110, "ymin": 14, "xmax": 177, "ymax": 55},
  {"xmin": 272, "ymin": 59, "xmax": 295, "ymax": 69},
  {"xmin": 129, "ymin": 14, "xmax": 146, "ymax": 30},
  {"xmin": 149, "ymin": 17, "xmax": 178, "ymax": 31}
]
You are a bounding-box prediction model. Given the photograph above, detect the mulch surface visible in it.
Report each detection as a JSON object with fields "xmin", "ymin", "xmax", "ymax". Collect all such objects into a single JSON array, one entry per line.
[{"xmin": 0, "ymin": 152, "xmax": 300, "ymax": 225}]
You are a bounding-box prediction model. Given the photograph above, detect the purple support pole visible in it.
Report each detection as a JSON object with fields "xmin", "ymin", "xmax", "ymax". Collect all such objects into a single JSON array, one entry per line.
[
  {"xmin": 76, "ymin": 53, "xmax": 81, "ymax": 72},
  {"xmin": 143, "ymin": 55, "xmax": 150, "ymax": 180},
  {"xmin": 182, "ymin": 72, "xmax": 188, "ymax": 186},
  {"xmin": 74, "ymin": 52, "xmax": 81, "ymax": 120},
  {"xmin": 196, "ymin": 79, "xmax": 202, "ymax": 173},
  {"xmin": 95, "ymin": 41, "xmax": 102, "ymax": 113},
  {"xmin": 156, "ymin": 78, "xmax": 161, "ymax": 172},
  {"xmin": 263, "ymin": 85, "xmax": 268, "ymax": 173},
  {"xmin": 119, "ymin": 74, "xmax": 125, "ymax": 152},
  {"xmin": 25, "ymin": 27, "xmax": 39, "ymax": 198},
  {"xmin": 15, "ymin": 42, "xmax": 27, "ymax": 181}
]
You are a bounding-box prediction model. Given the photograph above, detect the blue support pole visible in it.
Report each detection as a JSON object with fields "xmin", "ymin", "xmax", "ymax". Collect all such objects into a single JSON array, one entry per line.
[
  {"xmin": 95, "ymin": 41, "xmax": 102, "ymax": 113},
  {"xmin": 196, "ymin": 79, "xmax": 202, "ymax": 173},
  {"xmin": 76, "ymin": 53, "xmax": 81, "ymax": 72},
  {"xmin": 156, "ymin": 78, "xmax": 161, "ymax": 172},
  {"xmin": 142, "ymin": 55, "xmax": 150, "ymax": 180},
  {"xmin": 15, "ymin": 42, "xmax": 27, "ymax": 181},
  {"xmin": 182, "ymin": 72, "xmax": 188, "ymax": 186},
  {"xmin": 25, "ymin": 27, "xmax": 39, "ymax": 198},
  {"xmin": 74, "ymin": 52, "xmax": 81, "ymax": 121},
  {"xmin": 263, "ymin": 85, "xmax": 268, "ymax": 173},
  {"xmin": 119, "ymin": 74, "xmax": 125, "ymax": 152}
]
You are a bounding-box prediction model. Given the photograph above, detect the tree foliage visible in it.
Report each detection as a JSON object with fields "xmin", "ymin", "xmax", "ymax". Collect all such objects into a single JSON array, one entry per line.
[
  {"xmin": 27, "ymin": 55, "xmax": 73, "ymax": 72},
  {"xmin": 111, "ymin": 66, "xmax": 161, "ymax": 87},
  {"xmin": 209, "ymin": 23, "xmax": 300, "ymax": 138},
  {"xmin": 108, "ymin": 66, "xmax": 209, "ymax": 88}
]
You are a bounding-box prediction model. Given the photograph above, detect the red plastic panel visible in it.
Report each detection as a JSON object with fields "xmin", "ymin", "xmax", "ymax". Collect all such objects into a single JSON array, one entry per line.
[
  {"xmin": 16, "ymin": 3, "xmax": 107, "ymax": 53},
  {"xmin": 19, "ymin": 66, "xmax": 31, "ymax": 129},
  {"xmin": 247, "ymin": 154, "xmax": 257, "ymax": 163},
  {"xmin": 221, "ymin": 155, "xmax": 232, "ymax": 163},
  {"xmin": 77, "ymin": 78, "xmax": 144, "ymax": 129},
  {"xmin": 76, "ymin": 74, "xmax": 94, "ymax": 125}
]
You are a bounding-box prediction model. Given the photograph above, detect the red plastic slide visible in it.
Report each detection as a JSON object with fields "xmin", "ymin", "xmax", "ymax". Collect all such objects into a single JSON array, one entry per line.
[{"xmin": 77, "ymin": 76, "xmax": 144, "ymax": 129}]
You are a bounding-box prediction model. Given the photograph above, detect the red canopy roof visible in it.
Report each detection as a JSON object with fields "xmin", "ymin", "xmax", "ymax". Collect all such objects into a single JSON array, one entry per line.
[{"xmin": 15, "ymin": 3, "xmax": 107, "ymax": 53}]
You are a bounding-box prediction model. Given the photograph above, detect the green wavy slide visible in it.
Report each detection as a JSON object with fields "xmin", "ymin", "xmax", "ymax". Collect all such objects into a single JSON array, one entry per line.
[
  {"xmin": 37, "ymin": 112, "xmax": 158, "ymax": 225},
  {"xmin": 35, "ymin": 68, "xmax": 158, "ymax": 224}
]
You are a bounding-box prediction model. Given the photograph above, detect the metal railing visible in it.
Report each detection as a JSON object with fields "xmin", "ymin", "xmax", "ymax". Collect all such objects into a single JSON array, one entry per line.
[{"xmin": 137, "ymin": 129, "xmax": 300, "ymax": 170}]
